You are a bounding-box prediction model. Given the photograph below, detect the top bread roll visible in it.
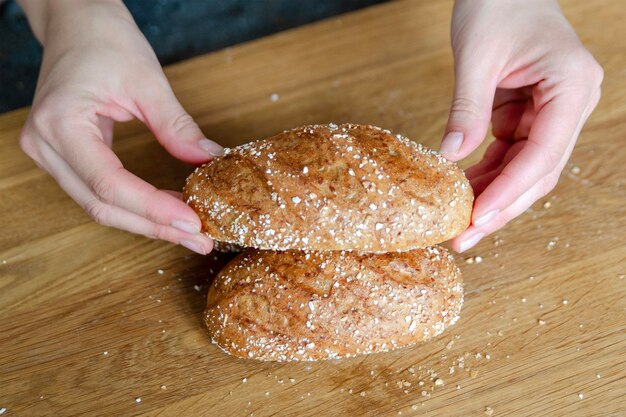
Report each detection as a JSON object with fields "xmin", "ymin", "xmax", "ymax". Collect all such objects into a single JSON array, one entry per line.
[{"xmin": 184, "ymin": 124, "xmax": 473, "ymax": 252}]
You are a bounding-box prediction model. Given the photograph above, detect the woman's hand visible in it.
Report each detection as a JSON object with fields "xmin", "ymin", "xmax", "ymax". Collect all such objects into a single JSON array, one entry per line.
[
  {"xmin": 440, "ymin": 0, "xmax": 603, "ymax": 252},
  {"xmin": 18, "ymin": 0, "xmax": 220, "ymax": 254}
]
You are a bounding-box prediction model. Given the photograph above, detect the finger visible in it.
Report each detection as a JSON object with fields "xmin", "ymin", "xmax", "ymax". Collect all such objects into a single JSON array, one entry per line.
[
  {"xmin": 163, "ymin": 190, "xmax": 184, "ymax": 199},
  {"xmin": 47, "ymin": 124, "xmax": 205, "ymax": 235},
  {"xmin": 491, "ymin": 99, "xmax": 526, "ymax": 140},
  {"xmin": 450, "ymin": 174, "xmax": 558, "ymax": 252},
  {"xmin": 513, "ymin": 100, "xmax": 536, "ymax": 141},
  {"xmin": 33, "ymin": 137, "xmax": 213, "ymax": 253},
  {"xmin": 464, "ymin": 139, "xmax": 512, "ymax": 180},
  {"xmin": 134, "ymin": 77, "xmax": 223, "ymax": 163},
  {"xmin": 97, "ymin": 115, "xmax": 114, "ymax": 147},
  {"xmin": 470, "ymin": 91, "xmax": 592, "ymax": 227},
  {"xmin": 82, "ymin": 202, "xmax": 214, "ymax": 255},
  {"xmin": 439, "ymin": 56, "xmax": 497, "ymax": 161},
  {"xmin": 468, "ymin": 141, "xmax": 525, "ymax": 194}
]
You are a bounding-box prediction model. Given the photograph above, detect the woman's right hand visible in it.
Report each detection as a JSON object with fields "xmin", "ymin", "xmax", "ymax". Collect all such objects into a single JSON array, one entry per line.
[{"xmin": 18, "ymin": 0, "xmax": 220, "ymax": 254}]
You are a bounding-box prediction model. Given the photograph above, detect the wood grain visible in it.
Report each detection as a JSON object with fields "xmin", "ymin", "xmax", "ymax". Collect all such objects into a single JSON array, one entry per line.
[{"xmin": 1, "ymin": 0, "xmax": 625, "ymax": 415}]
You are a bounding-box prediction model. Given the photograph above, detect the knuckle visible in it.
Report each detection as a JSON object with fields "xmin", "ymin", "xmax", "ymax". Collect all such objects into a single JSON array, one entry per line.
[
  {"xmin": 540, "ymin": 148, "xmax": 563, "ymax": 171},
  {"xmin": 561, "ymin": 50, "xmax": 604, "ymax": 86},
  {"xmin": 30, "ymin": 100, "xmax": 55, "ymax": 133},
  {"xmin": 170, "ymin": 112, "xmax": 199, "ymax": 136},
  {"xmin": 85, "ymin": 200, "xmax": 110, "ymax": 225},
  {"xmin": 18, "ymin": 130, "xmax": 37, "ymax": 158},
  {"xmin": 540, "ymin": 173, "xmax": 560, "ymax": 196},
  {"xmin": 145, "ymin": 224, "xmax": 169, "ymax": 241},
  {"xmin": 89, "ymin": 174, "xmax": 117, "ymax": 204},
  {"xmin": 142, "ymin": 192, "xmax": 165, "ymax": 223},
  {"xmin": 589, "ymin": 61, "xmax": 604, "ymax": 86},
  {"xmin": 450, "ymin": 97, "xmax": 488, "ymax": 123},
  {"xmin": 497, "ymin": 170, "xmax": 526, "ymax": 199}
]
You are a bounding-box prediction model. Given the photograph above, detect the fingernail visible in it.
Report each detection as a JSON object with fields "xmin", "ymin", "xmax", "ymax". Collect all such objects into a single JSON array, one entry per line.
[
  {"xmin": 180, "ymin": 239, "xmax": 206, "ymax": 255},
  {"xmin": 198, "ymin": 138, "xmax": 224, "ymax": 157},
  {"xmin": 459, "ymin": 232, "xmax": 484, "ymax": 253},
  {"xmin": 473, "ymin": 209, "xmax": 499, "ymax": 227},
  {"xmin": 439, "ymin": 131, "xmax": 464, "ymax": 158},
  {"xmin": 171, "ymin": 220, "xmax": 200, "ymax": 234}
]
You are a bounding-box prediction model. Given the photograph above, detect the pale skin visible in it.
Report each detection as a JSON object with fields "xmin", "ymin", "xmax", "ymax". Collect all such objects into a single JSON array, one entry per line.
[{"xmin": 17, "ymin": 0, "xmax": 602, "ymax": 254}]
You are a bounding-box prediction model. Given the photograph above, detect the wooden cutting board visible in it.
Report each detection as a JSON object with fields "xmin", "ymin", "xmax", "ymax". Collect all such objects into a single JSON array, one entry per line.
[{"xmin": 1, "ymin": 0, "xmax": 624, "ymax": 415}]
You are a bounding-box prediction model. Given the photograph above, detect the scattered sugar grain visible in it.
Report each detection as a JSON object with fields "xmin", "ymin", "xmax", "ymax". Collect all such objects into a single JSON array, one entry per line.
[
  {"xmin": 135, "ymin": 397, "xmax": 142, "ymax": 404},
  {"xmin": 485, "ymin": 406, "xmax": 494, "ymax": 416},
  {"xmin": 270, "ymin": 93, "xmax": 279, "ymax": 102}
]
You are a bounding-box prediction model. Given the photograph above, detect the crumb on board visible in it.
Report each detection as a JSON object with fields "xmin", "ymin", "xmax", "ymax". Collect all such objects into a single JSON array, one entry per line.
[
  {"xmin": 270, "ymin": 93, "xmax": 279, "ymax": 102},
  {"xmin": 485, "ymin": 406, "xmax": 494, "ymax": 416},
  {"xmin": 464, "ymin": 255, "xmax": 482, "ymax": 264}
]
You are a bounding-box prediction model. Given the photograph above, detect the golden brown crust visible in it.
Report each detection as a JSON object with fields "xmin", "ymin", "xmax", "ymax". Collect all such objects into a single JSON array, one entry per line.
[
  {"xmin": 204, "ymin": 246, "xmax": 463, "ymax": 361},
  {"xmin": 184, "ymin": 124, "xmax": 473, "ymax": 252},
  {"xmin": 211, "ymin": 241, "xmax": 244, "ymax": 253}
]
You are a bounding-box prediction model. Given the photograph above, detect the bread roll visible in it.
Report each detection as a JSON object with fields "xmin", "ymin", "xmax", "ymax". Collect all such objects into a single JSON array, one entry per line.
[
  {"xmin": 212, "ymin": 241, "xmax": 244, "ymax": 253},
  {"xmin": 184, "ymin": 124, "xmax": 473, "ymax": 252},
  {"xmin": 205, "ymin": 247, "xmax": 463, "ymax": 361}
]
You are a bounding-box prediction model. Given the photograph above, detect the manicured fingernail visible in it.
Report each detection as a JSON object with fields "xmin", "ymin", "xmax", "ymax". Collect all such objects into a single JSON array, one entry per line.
[
  {"xmin": 439, "ymin": 131, "xmax": 464, "ymax": 158},
  {"xmin": 473, "ymin": 209, "xmax": 499, "ymax": 227},
  {"xmin": 180, "ymin": 239, "xmax": 206, "ymax": 255},
  {"xmin": 198, "ymin": 138, "xmax": 224, "ymax": 157},
  {"xmin": 459, "ymin": 232, "xmax": 484, "ymax": 253},
  {"xmin": 171, "ymin": 220, "xmax": 200, "ymax": 234}
]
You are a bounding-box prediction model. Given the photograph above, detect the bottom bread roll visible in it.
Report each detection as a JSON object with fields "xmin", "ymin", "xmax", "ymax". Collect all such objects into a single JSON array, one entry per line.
[{"xmin": 205, "ymin": 247, "xmax": 463, "ymax": 361}]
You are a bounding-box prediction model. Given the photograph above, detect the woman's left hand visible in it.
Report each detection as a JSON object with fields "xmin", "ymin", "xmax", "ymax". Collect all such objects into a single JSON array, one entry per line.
[{"xmin": 440, "ymin": 0, "xmax": 603, "ymax": 252}]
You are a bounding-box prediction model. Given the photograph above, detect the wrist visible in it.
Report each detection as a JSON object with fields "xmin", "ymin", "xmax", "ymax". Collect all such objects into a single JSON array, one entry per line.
[{"xmin": 18, "ymin": 0, "xmax": 125, "ymax": 45}]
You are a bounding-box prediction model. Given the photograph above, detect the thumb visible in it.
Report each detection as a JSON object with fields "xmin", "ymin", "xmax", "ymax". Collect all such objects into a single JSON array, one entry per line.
[
  {"xmin": 137, "ymin": 81, "xmax": 223, "ymax": 164},
  {"xmin": 440, "ymin": 59, "xmax": 496, "ymax": 161}
]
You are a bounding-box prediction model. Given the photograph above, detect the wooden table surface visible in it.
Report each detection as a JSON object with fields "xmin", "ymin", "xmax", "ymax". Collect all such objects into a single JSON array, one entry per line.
[{"xmin": 1, "ymin": 0, "xmax": 625, "ymax": 415}]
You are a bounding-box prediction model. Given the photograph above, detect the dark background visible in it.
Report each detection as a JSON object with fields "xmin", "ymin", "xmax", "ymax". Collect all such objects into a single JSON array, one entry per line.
[{"xmin": 0, "ymin": 0, "xmax": 388, "ymax": 113}]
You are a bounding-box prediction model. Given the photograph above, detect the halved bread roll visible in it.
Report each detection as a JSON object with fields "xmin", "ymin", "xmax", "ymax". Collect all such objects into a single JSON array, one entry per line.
[
  {"xmin": 205, "ymin": 247, "xmax": 463, "ymax": 361},
  {"xmin": 184, "ymin": 124, "xmax": 473, "ymax": 252}
]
